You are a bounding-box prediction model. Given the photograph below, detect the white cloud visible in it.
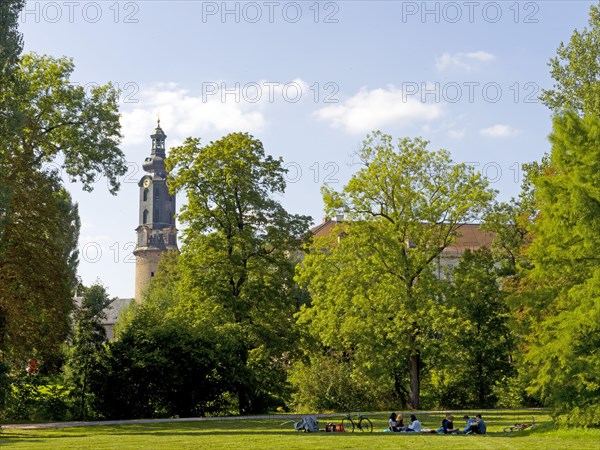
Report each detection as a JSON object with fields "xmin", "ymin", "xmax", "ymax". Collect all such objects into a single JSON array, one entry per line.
[
  {"xmin": 448, "ymin": 129, "xmax": 466, "ymax": 139},
  {"xmin": 479, "ymin": 124, "xmax": 520, "ymax": 138},
  {"xmin": 313, "ymin": 86, "xmax": 444, "ymax": 134},
  {"xmin": 435, "ymin": 51, "xmax": 495, "ymax": 71},
  {"xmin": 120, "ymin": 83, "xmax": 268, "ymax": 146}
]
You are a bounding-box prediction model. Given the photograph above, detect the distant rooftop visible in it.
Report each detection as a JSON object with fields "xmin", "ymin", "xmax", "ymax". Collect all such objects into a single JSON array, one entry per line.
[
  {"xmin": 73, "ymin": 297, "xmax": 134, "ymax": 326},
  {"xmin": 310, "ymin": 219, "xmax": 494, "ymax": 255}
]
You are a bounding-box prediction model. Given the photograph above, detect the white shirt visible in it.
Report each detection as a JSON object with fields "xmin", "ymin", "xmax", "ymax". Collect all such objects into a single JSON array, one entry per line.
[{"xmin": 409, "ymin": 420, "xmax": 422, "ymax": 432}]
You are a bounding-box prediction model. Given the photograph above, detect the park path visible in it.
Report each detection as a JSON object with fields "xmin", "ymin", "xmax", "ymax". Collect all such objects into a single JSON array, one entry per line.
[
  {"xmin": 3, "ymin": 408, "xmax": 544, "ymax": 430},
  {"xmin": 1, "ymin": 414, "xmax": 337, "ymax": 430}
]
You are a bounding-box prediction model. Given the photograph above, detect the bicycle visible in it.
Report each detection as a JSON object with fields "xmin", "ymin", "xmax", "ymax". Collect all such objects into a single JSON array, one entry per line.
[{"xmin": 342, "ymin": 413, "xmax": 373, "ymax": 433}]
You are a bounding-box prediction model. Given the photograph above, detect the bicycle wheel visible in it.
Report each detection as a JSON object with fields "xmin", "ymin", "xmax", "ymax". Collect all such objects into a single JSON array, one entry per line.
[
  {"xmin": 358, "ymin": 418, "xmax": 373, "ymax": 433},
  {"xmin": 342, "ymin": 418, "xmax": 355, "ymax": 432}
]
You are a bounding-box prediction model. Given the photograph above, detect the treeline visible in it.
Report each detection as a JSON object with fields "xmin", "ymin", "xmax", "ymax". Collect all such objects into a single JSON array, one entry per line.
[{"xmin": 0, "ymin": 0, "xmax": 598, "ymax": 427}]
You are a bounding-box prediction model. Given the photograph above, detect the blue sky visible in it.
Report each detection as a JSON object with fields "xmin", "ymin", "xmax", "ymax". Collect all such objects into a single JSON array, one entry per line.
[{"xmin": 19, "ymin": 1, "xmax": 595, "ymax": 298}]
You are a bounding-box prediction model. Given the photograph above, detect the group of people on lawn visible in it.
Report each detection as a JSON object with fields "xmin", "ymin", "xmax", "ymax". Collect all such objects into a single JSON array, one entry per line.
[{"xmin": 388, "ymin": 412, "xmax": 487, "ymax": 434}]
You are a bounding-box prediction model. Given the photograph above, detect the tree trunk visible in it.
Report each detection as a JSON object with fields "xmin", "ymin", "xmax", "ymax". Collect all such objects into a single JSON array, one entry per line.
[
  {"xmin": 408, "ymin": 349, "xmax": 421, "ymax": 410},
  {"xmin": 80, "ymin": 373, "xmax": 87, "ymax": 420},
  {"xmin": 393, "ymin": 369, "xmax": 409, "ymax": 407},
  {"xmin": 477, "ymin": 359, "xmax": 484, "ymax": 406},
  {"xmin": 238, "ymin": 385, "xmax": 249, "ymax": 415}
]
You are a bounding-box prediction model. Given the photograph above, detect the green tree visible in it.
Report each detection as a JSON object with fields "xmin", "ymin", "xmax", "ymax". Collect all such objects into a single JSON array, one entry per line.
[
  {"xmin": 482, "ymin": 157, "xmax": 547, "ymax": 278},
  {"xmin": 522, "ymin": 112, "xmax": 600, "ymax": 426},
  {"xmin": 0, "ymin": 167, "xmax": 80, "ymax": 363},
  {"xmin": 540, "ymin": 3, "xmax": 600, "ymax": 115},
  {"xmin": 443, "ymin": 248, "xmax": 514, "ymax": 408},
  {"xmin": 0, "ymin": 52, "xmax": 127, "ymax": 364},
  {"xmin": 65, "ymin": 284, "xmax": 111, "ymax": 420},
  {"xmin": 0, "ymin": 0, "xmax": 23, "ymax": 73},
  {"xmin": 10, "ymin": 53, "xmax": 126, "ymax": 193},
  {"xmin": 162, "ymin": 132, "xmax": 311, "ymax": 413},
  {"xmin": 0, "ymin": 0, "xmax": 25, "ymax": 237},
  {"xmin": 89, "ymin": 317, "xmax": 232, "ymax": 420},
  {"xmin": 296, "ymin": 132, "xmax": 495, "ymax": 409}
]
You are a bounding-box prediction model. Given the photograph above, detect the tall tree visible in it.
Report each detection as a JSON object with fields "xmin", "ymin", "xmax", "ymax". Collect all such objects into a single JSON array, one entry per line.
[
  {"xmin": 0, "ymin": 52, "xmax": 127, "ymax": 363},
  {"xmin": 445, "ymin": 248, "xmax": 514, "ymax": 408},
  {"xmin": 165, "ymin": 132, "xmax": 312, "ymax": 413},
  {"xmin": 0, "ymin": 166, "xmax": 80, "ymax": 362},
  {"xmin": 0, "ymin": 0, "xmax": 23, "ymax": 72},
  {"xmin": 0, "ymin": 0, "xmax": 25, "ymax": 240},
  {"xmin": 540, "ymin": 3, "xmax": 600, "ymax": 116},
  {"xmin": 522, "ymin": 112, "xmax": 600, "ymax": 426},
  {"xmin": 65, "ymin": 284, "xmax": 111, "ymax": 420},
  {"xmin": 296, "ymin": 132, "xmax": 495, "ymax": 409}
]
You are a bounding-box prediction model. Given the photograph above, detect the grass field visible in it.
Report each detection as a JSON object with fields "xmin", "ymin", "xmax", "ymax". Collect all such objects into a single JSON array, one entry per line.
[{"xmin": 1, "ymin": 410, "xmax": 599, "ymax": 449}]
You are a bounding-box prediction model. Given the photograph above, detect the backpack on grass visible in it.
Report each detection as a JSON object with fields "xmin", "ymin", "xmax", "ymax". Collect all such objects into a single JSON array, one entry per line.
[{"xmin": 294, "ymin": 415, "xmax": 319, "ymax": 432}]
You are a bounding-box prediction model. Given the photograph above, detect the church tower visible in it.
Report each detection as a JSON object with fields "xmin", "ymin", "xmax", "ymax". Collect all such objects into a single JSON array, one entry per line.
[{"xmin": 133, "ymin": 120, "xmax": 178, "ymax": 302}]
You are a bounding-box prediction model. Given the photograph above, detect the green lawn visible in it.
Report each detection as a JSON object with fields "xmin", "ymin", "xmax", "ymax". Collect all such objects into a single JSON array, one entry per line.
[{"xmin": 1, "ymin": 411, "xmax": 598, "ymax": 449}]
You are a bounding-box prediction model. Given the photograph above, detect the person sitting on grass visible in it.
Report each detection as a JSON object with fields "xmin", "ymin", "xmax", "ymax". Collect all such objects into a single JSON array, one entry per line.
[
  {"xmin": 475, "ymin": 414, "xmax": 487, "ymax": 434},
  {"xmin": 404, "ymin": 414, "xmax": 422, "ymax": 432},
  {"xmin": 389, "ymin": 413, "xmax": 400, "ymax": 432},
  {"xmin": 438, "ymin": 413, "xmax": 459, "ymax": 434},
  {"xmin": 396, "ymin": 412, "xmax": 404, "ymax": 429},
  {"xmin": 462, "ymin": 415, "xmax": 478, "ymax": 434}
]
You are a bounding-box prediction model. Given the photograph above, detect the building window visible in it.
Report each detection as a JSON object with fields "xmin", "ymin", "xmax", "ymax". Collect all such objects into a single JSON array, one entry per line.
[
  {"xmin": 153, "ymin": 209, "xmax": 159, "ymax": 222},
  {"xmin": 143, "ymin": 188, "xmax": 149, "ymax": 201},
  {"xmin": 143, "ymin": 209, "xmax": 148, "ymax": 224},
  {"xmin": 154, "ymin": 188, "xmax": 159, "ymax": 200},
  {"xmin": 151, "ymin": 272, "xmax": 154, "ymax": 277}
]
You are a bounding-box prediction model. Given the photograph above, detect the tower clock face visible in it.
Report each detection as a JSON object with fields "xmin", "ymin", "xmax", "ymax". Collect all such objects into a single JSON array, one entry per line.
[{"xmin": 143, "ymin": 178, "xmax": 150, "ymax": 188}]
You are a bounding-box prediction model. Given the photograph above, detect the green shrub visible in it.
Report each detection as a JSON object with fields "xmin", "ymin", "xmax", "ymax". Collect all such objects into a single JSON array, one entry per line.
[
  {"xmin": 289, "ymin": 352, "xmax": 374, "ymax": 412},
  {"xmin": 1, "ymin": 374, "xmax": 73, "ymax": 422}
]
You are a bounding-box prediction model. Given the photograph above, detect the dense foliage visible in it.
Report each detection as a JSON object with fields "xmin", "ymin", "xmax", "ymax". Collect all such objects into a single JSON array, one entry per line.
[
  {"xmin": 102, "ymin": 133, "xmax": 312, "ymax": 417},
  {"xmin": 295, "ymin": 133, "xmax": 495, "ymax": 410},
  {"xmin": 0, "ymin": 0, "xmax": 126, "ymax": 366},
  {"xmin": 89, "ymin": 317, "xmax": 232, "ymax": 420},
  {"xmin": 521, "ymin": 112, "xmax": 600, "ymax": 426},
  {"xmin": 64, "ymin": 284, "xmax": 112, "ymax": 420}
]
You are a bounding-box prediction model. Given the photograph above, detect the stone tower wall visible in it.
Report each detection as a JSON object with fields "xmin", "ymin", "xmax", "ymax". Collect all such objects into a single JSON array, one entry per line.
[{"xmin": 134, "ymin": 249, "xmax": 161, "ymax": 303}]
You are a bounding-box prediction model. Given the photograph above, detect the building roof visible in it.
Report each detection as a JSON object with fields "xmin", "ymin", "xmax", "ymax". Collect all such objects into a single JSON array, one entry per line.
[
  {"xmin": 310, "ymin": 219, "xmax": 494, "ymax": 255},
  {"xmin": 73, "ymin": 297, "xmax": 134, "ymax": 326},
  {"xmin": 103, "ymin": 298, "xmax": 135, "ymax": 324},
  {"xmin": 443, "ymin": 224, "xmax": 494, "ymax": 255},
  {"xmin": 310, "ymin": 218, "xmax": 344, "ymax": 238}
]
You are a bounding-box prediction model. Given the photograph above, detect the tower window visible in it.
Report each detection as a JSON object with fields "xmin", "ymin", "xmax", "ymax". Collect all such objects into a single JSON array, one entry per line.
[
  {"xmin": 154, "ymin": 209, "xmax": 159, "ymax": 222},
  {"xmin": 151, "ymin": 272, "xmax": 154, "ymax": 277},
  {"xmin": 143, "ymin": 209, "xmax": 149, "ymax": 224},
  {"xmin": 154, "ymin": 188, "xmax": 159, "ymax": 200},
  {"xmin": 143, "ymin": 188, "xmax": 149, "ymax": 201}
]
